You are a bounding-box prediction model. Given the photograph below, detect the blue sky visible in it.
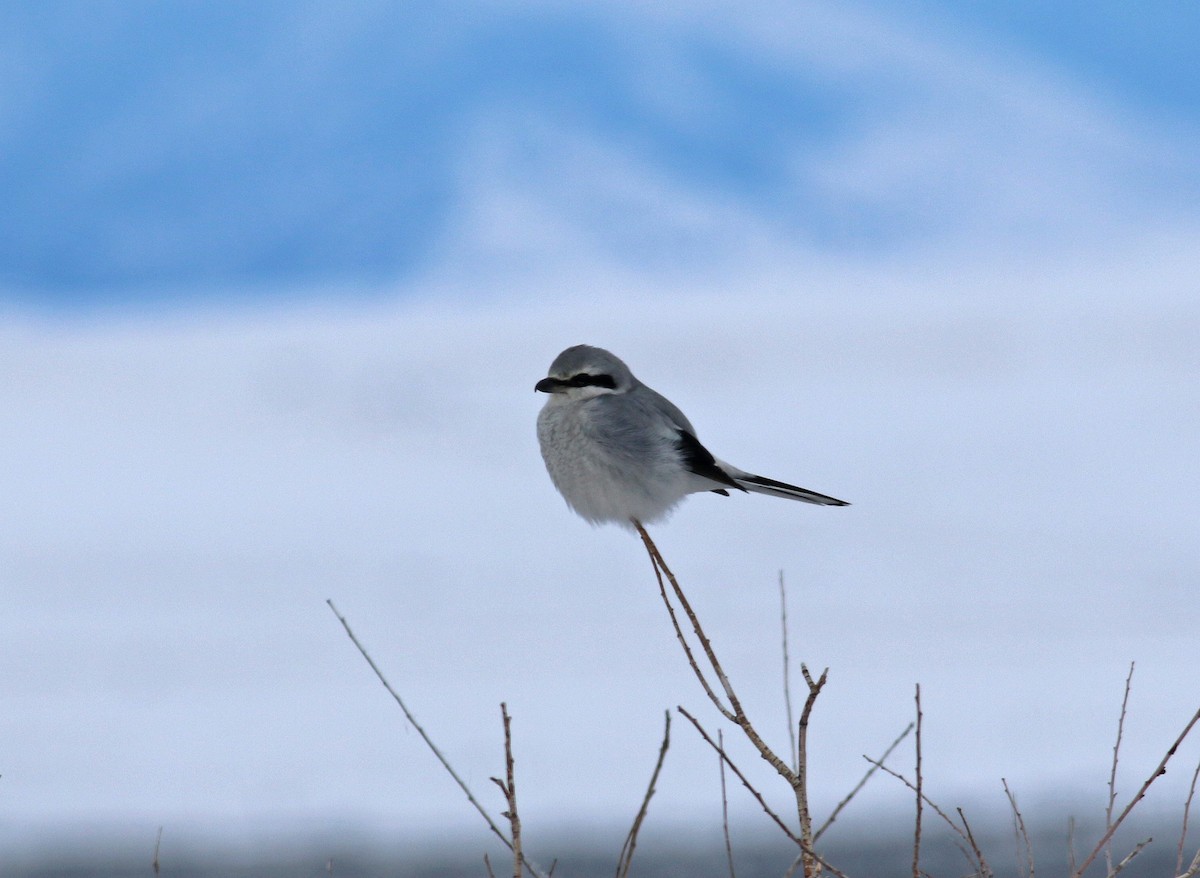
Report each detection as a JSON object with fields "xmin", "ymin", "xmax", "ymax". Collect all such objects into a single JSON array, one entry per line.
[{"xmin": 1, "ymin": 1, "xmax": 1197, "ymax": 308}]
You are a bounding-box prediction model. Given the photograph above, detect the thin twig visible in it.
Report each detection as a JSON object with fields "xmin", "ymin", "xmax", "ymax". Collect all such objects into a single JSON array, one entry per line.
[
  {"xmin": 1106, "ymin": 663, "xmax": 1135, "ymax": 876},
  {"xmin": 797, "ymin": 664, "xmax": 828, "ymax": 878},
  {"xmin": 152, "ymin": 826, "xmax": 162, "ymax": 876},
  {"xmin": 779, "ymin": 571, "xmax": 798, "ymax": 771},
  {"xmin": 635, "ymin": 523, "xmax": 799, "ymax": 787},
  {"xmin": 678, "ymin": 706, "xmax": 799, "ymax": 843},
  {"xmin": 1178, "ymin": 757, "xmax": 1200, "ymax": 877},
  {"xmin": 485, "ymin": 853, "xmax": 498, "ymax": 878},
  {"xmin": 815, "ymin": 722, "xmax": 914, "ymax": 842},
  {"xmin": 327, "ymin": 600, "xmax": 516, "ymax": 853},
  {"xmin": 1072, "ymin": 703, "xmax": 1200, "ymax": 878},
  {"xmin": 490, "ymin": 703, "xmax": 523, "ymax": 878},
  {"xmin": 1068, "ymin": 816, "xmax": 1078, "ymax": 877},
  {"xmin": 719, "ymin": 730, "xmax": 738, "ymax": 878},
  {"xmin": 913, "ymin": 685, "xmax": 923, "ymax": 878},
  {"xmin": 677, "ymin": 707, "xmax": 851, "ymax": 878},
  {"xmin": 635, "ymin": 523, "xmax": 735, "ymax": 720},
  {"xmin": 1003, "ymin": 778, "xmax": 1034, "ymax": 878},
  {"xmin": 958, "ymin": 807, "xmax": 995, "ymax": 878},
  {"xmin": 615, "ymin": 711, "xmax": 672, "ymax": 878},
  {"xmin": 1178, "ymin": 845, "xmax": 1200, "ymax": 878},
  {"xmin": 1107, "ymin": 837, "xmax": 1151, "ymax": 878},
  {"xmin": 867, "ymin": 758, "xmax": 971, "ymax": 849}
]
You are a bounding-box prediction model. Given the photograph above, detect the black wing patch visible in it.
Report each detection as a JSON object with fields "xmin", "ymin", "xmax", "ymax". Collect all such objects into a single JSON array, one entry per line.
[{"xmin": 674, "ymin": 429, "xmax": 746, "ymax": 493}]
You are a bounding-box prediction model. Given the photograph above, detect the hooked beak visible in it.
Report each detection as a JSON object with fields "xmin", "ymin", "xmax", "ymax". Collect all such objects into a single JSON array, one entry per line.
[{"xmin": 534, "ymin": 377, "xmax": 562, "ymax": 393}]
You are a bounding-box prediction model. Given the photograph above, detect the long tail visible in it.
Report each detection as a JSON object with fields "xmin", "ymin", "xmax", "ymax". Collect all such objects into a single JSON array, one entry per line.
[{"xmin": 721, "ymin": 463, "xmax": 850, "ymax": 506}]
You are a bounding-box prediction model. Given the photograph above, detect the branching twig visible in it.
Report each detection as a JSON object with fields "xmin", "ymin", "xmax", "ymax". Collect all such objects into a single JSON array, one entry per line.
[
  {"xmin": 1003, "ymin": 778, "xmax": 1034, "ymax": 878},
  {"xmin": 1178, "ymin": 845, "xmax": 1200, "ymax": 878},
  {"xmin": 797, "ymin": 663, "xmax": 828, "ymax": 875},
  {"xmin": 867, "ymin": 756, "xmax": 991, "ymax": 874},
  {"xmin": 1106, "ymin": 662, "xmax": 1135, "ymax": 876},
  {"xmin": 328, "ymin": 601, "xmax": 549, "ymax": 878},
  {"xmin": 1072, "ymin": 703, "xmax": 1200, "ymax": 878},
  {"xmin": 913, "ymin": 685, "xmax": 923, "ymax": 878},
  {"xmin": 327, "ymin": 601, "xmax": 516, "ymax": 853},
  {"xmin": 677, "ymin": 706, "xmax": 799, "ymax": 843},
  {"xmin": 490, "ymin": 704, "xmax": 523, "ymax": 878},
  {"xmin": 615, "ymin": 711, "xmax": 672, "ymax": 878},
  {"xmin": 677, "ymin": 707, "xmax": 851, "ymax": 878},
  {"xmin": 815, "ymin": 722, "xmax": 914, "ymax": 842},
  {"xmin": 1178, "ymin": 758, "xmax": 1200, "ymax": 877},
  {"xmin": 634, "ymin": 523, "xmax": 801, "ymax": 785},
  {"xmin": 1107, "ymin": 837, "xmax": 1151, "ymax": 878}
]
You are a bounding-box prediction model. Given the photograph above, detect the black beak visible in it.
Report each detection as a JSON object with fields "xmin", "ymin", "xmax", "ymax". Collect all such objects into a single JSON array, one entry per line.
[{"xmin": 535, "ymin": 377, "xmax": 561, "ymax": 393}]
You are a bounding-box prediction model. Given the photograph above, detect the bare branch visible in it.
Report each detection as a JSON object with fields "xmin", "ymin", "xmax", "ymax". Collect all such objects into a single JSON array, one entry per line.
[
  {"xmin": 1072, "ymin": 702, "xmax": 1200, "ymax": 878},
  {"xmin": 913, "ymin": 685, "xmax": 923, "ymax": 878},
  {"xmin": 489, "ymin": 703, "xmax": 523, "ymax": 878},
  {"xmin": 719, "ymin": 730, "xmax": 738, "ymax": 878},
  {"xmin": 677, "ymin": 706, "xmax": 799, "ymax": 844},
  {"xmin": 1107, "ymin": 837, "xmax": 1151, "ymax": 878},
  {"xmin": 152, "ymin": 826, "xmax": 162, "ymax": 876},
  {"xmin": 635, "ymin": 523, "xmax": 800, "ymax": 787},
  {"xmin": 796, "ymin": 664, "xmax": 828, "ymax": 877},
  {"xmin": 815, "ymin": 722, "xmax": 914, "ymax": 842},
  {"xmin": 1068, "ymin": 816, "xmax": 1078, "ymax": 877},
  {"xmin": 1178, "ymin": 757, "xmax": 1200, "ymax": 877},
  {"xmin": 327, "ymin": 600, "xmax": 516, "ymax": 853},
  {"xmin": 1106, "ymin": 662, "xmax": 1135, "ymax": 876},
  {"xmin": 779, "ymin": 571, "xmax": 798, "ymax": 771},
  {"xmin": 615, "ymin": 711, "xmax": 672, "ymax": 878},
  {"xmin": 1178, "ymin": 845, "xmax": 1200, "ymax": 878},
  {"xmin": 1002, "ymin": 778, "xmax": 1034, "ymax": 878},
  {"xmin": 958, "ymin": 808, "xmax": 995, "ymax": 878}
]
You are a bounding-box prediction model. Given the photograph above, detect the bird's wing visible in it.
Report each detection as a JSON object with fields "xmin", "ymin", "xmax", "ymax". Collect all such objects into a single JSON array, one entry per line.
[{"xmin": 674, "ymin": 428, "xmax": 746, "ymax": 492}]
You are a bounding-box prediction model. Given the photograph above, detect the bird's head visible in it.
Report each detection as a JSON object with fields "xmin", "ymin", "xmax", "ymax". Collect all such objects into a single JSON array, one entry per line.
[{"xmin": 535, "ymin": 344, "xmax": 635, "ymax": 400}]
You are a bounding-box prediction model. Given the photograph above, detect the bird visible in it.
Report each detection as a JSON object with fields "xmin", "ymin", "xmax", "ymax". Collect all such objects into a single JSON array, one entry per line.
[{"xmin": 535, "ymin": 344, "xmax": 848, "ymax": 528}]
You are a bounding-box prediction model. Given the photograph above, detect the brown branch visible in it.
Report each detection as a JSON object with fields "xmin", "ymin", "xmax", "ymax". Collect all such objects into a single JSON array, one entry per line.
[
  {"xmin": 1072, "ymin": 703, "xmax": 1200, "ymax": 878},
  {"xmin": 327, "ymin": 601, "xmax": 516, "ymax": 852},
  {"xmin": 958, "ymin": 808, "xmax": 995, "ymax": 878},
  {"xmin": 1178, "ymin": 845, "xmax": 1200, "ymax": 878},
  {"xmin": 816, "ymin": 722, "xmax": 914, "ymax": 842},
  {"xmin": 913, "ymin": 684, "xmax": 923, "ymax": 878},
  {"xmin": 635, "ymin": 523, "xmax": 799, "ymax": 787},
  {"xmin": 635, "ymin": 522, "xmax": 735, "ymax": 720},
  {"xmin": 867, "ymin": 756, "xmax": 991, "ymax": 873},
  {"xmin": 677, "ymin": 706, "xmax": 799, "ymax": 843},
  {"xmin": 1003, "ymin": 778, "xmax": 1034, "ymax": 878},
  {"xmin": 615, "ymin": 711, "xmax": 672, "ymax": 878},
  {"xmin": 1107, "ymin": 837, "xmax": 1151, "ymax": 878},
  {"xmin": 1106, "ymin": 662, "xmax": 1135, "ymax": 876},
  {"xmin": 1068, "ymin": 816, "xmax": 1078, "ymax": 877},
  {"xmin": 797, "ymin": 664, "xmax": 828, "ymax": 877},
  {"xmin": 719, "ymin": 730, "xmax": 738, "ymax": 878},
  {"xmin": 328, "ymin": 601, "xmax": 549, "ymax": 878},
  {"xmin": 1178, "ymin": 758, "xmax": 1200, "ymax": 877},
  {"xmin": 490, "ymin": 703, "xmax": 523, "ymax": 878},
  {"xmin": 677, "ymin": 707, "xmax": 851, "ymax": 878},
  {"xmin": 779, "ymin": 571, "xmax": 798, "ymax": 771}
]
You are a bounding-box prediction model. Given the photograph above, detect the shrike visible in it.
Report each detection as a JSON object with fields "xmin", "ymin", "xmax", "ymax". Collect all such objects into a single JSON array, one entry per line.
[{"xmin": 535, "ymin": 345, "xmax": 848, "ymax": 528}]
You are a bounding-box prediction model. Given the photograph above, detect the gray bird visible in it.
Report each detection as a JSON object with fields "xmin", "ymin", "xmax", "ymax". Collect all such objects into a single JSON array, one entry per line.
[{"xmin": 535, "ymin": 345, "xmax": 848, "ymax": 527}]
